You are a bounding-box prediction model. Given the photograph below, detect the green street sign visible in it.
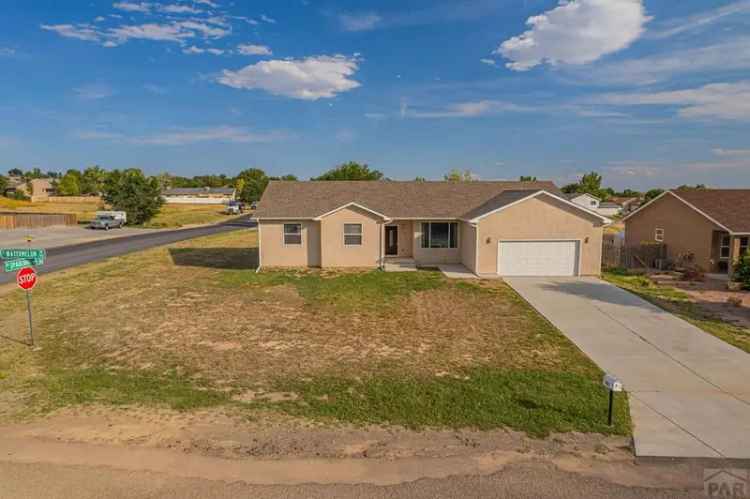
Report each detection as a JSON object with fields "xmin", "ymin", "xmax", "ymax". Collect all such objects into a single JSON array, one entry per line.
[
  {"xmin": 0, "ymin": 248, "xmax": 46, "ymax": 261},
  {"xmin": 4, "ymin": 259, "xmax": 37, "ymax": 273}
]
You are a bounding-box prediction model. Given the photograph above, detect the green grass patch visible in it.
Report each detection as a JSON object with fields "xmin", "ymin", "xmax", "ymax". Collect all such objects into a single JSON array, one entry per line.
[
  {"xmin": 603, "ymin": 272, "xmax": 750, "ymax": 354},
  {"xmin": 34, "ymin": 368, "xmax": 230, "ymax": 412},
  {"xmin": 268, "ymin": 368, "xmax": 630, "ymax": 437},
  {"xmin": 219, "ymin": 269, "xmax": 446, "ymax": 311}
]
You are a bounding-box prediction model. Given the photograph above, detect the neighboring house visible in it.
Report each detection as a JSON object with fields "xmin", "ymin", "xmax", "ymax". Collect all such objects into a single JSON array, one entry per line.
[
  {"xmin": 253, "ymin": 181, "xmax": 611, "ymax": 276},
  {"xmin": 609, "ymin": 196, "xmax": 642, "ymax": 214},
  {"xmin": 162, "ymin": 187, "xmax": 236, "ymax": 204},
  {"xmin": 3, "ymin": 177, "xmax": 56, "ymax": 198},
  {"xmin": 567, "ymin": 192, "xmax": 623, "ymax": 217},
  {"xmin": 623, "ymin": 189, "xmax": 750, "ymax": 274}
]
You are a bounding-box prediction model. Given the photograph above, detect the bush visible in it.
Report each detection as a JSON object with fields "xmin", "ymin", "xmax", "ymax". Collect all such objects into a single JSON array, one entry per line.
[
  {"xmin": 734, "ymin": 253, "xmax": 750, "ymax": 290},
  {"xmin": 102, "ymin": 169, "xmax": 163, "ymax": 225}
]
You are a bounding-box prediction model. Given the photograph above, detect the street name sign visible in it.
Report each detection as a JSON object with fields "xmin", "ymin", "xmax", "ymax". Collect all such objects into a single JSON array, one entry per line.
[
  {"xmin": 1, "ymin": 248, "xmax": 46, "ymax": 260},
  {"xmin": 4, "ymin": 258, "xmax": 41, "ymax": 273}
]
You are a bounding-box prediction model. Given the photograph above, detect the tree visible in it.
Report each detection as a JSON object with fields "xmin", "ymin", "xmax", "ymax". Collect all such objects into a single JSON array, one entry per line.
[
  {"xmin": 0, "ymin": 174, "xmax": 8, "ymax": 195},
  {"xmin": 81, "ymin": 165, "xmax": 108, "ymax": 195},
  {"xmin": 616, "ymin": 188, "xmax": 641, "ymax": 197},
  {"xmin": 414, "ymin": 176, "xmax": 427, "ymax": 182},
  {"xmin": 444, "ymin": 169, "xmax": 476, "ymax": 182},
  {"xmin": 57, "ymin": 170, "xmax": 82, "ymax": 196},
  {"xmin": 314, "ymin": 162, "xmax": 383, "ymax": 181},
  {"xmin": 234, "ymin": 178, "xmax": 246, "ymax": 198},
  {"xmin": 236, "ymin": 168, "xmax": 269, "ymax": 203},
  {"xmin": 644, "ymin": 188, "xmax": 664, "ymax": 202},
  {"xmin": 102, "ymin": 169, "xmax": 163, "ymax": 224},
  {"xmin": 561, "ymin": 183, "xmax": 579, "ymax": 194},
  {"xmin": 7, "ymin": 168, "xmax": 23, "ymax": 177},
  {"xmin": 269, "ymin": 174, "xmax": 298, "ymax": 181},
  {"xmin": 519, "ymin": 176, "xmax": 537, "ymax": 181},
  {"xmin": 676, "ymin": 184, "xmax": 706, "ymax": 191},
  {"xmin": 579, "ymin": 172, "xmax": 603, "ymax": 197}
]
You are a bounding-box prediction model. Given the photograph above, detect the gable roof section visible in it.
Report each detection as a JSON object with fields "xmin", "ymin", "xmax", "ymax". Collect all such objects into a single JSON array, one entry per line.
[
  {"xmin": 254, "ymin": 180, "xmax": 562, "ymax": 220},
  {"xmin": 624, "ymin": 189, "xmax": 750, "ymax": 233},
  {"xmin": 465, "ymin": 190, "xmax": 611, "ymax": 223}
]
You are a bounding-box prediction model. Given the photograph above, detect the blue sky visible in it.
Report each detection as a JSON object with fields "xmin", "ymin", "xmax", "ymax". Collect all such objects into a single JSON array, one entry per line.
[{"xmin": 1, "ymin": 0, "xmax": 749, "ymax": 189}]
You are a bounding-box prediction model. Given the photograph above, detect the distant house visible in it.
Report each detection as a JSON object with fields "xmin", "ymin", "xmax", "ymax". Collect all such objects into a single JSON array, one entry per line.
[
  {"xmin": 567, "ymin": 193, "xmax": 622, "ymax": 217},
  {"xmin": 162, "ymin": 187, "xmax": 236, "ymax": 205},
  {"xmin": 3, "ymin": 177, "xmax": 57, "ymax": 199},
  {"xmin": 609, "ymin": 196, "xmax": 642, "ymax": 214},
  {"xmin": 624, "ymin": 189, "xmax": 750, "ymax": 275},
  {"xmin": 253, "ymin": 180, "xmax": 611, "ymax": 276}
]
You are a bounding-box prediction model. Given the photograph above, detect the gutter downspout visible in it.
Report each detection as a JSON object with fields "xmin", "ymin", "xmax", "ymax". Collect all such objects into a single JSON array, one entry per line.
[
  {"xmin": 255, "ymin": 219, "xmax": 262, "ymax": 273},
  {"xmin": 473, "ymin": 222, "xmax": 479, "ymax": 276}
]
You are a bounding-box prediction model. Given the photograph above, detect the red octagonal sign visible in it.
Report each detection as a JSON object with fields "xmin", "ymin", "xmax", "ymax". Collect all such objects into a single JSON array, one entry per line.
[{"xmin": 16, "ymin": 267, "xmax": 37, "ymax": 291}]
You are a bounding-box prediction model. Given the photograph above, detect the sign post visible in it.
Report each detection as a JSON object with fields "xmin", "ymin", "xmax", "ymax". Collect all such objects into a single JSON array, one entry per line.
[
  {"xmin": 602, "ymin": 373, "xmax": 623, "ymax": 426},
  {"xmin": 16, "ymin": 267, "xmax": 38, "ymax": 346}
]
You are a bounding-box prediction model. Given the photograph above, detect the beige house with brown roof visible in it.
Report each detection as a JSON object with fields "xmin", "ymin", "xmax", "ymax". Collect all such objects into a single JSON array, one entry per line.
[
  {"xmin": 253, "ymin": 181, "xmax": 611, "ymax": 276},
  {"xmin": 624, "ymin": 189, "xmax": 750, "ymax": 275}
]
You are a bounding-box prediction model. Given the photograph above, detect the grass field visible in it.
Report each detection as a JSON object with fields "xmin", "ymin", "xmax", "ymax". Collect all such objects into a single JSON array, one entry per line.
[
  {"xmin": 0, "ymin": 197, "xmax": 235, "ymax": 228},
  {"xmin": 603, "ymin": 272, "xmax": 750, "ymax": 354},
  {"xmin": 0, "ymin": 231, "xmax": 630, "ymax": 437}
]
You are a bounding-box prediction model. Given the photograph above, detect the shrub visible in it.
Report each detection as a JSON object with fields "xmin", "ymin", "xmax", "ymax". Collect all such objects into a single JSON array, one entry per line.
[{"xmin": 734, "ymin": 253, "xmax": 750, "ymax": 290}]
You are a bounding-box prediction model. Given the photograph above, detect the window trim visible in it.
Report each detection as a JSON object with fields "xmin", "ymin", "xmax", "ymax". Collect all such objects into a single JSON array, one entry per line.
[
  {"xmin": 421, "ymin": 222, "xmax": 459, "ymax": 249},
  {"xmin": 654, "ymin": 228, "xmax": 664, "ymax": 242},
  {"xmin": 720, "ymin": 234, "xmax": 731, "ymax": 260},
  {"xmin": 343, "ymin": 223, "xmax": 363, "ymax": 246},
  {"xmin": 283, "ymin": 223, "xmax": 302, "ymax": 246}
]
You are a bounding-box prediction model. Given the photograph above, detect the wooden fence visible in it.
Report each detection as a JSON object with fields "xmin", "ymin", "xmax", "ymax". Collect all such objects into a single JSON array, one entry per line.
[
  {"xmin": 602, "ymin": 234, "xmax": 668, "ymax": 270},
  {"xmin": 30, "ymin": 196, "xmax": 102, "ymax": 204},
  {"xmin": 0, "ymin": 212, "xmax": 77, "ymax": 230}
]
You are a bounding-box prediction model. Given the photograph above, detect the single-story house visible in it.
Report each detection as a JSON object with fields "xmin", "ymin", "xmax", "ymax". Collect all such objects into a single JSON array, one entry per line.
[
  {"xmin": 162, "ymin": 187, "xmax": 236, "ymax": 204},
  {"xmin": 623, "ymin": 189, "xmax": 750, "ymax": 274},
  {"xmin": 253, "ymin": 181, "xmax": 611, "ymax": 276},
  {"xmin": 609, "ymin": 196, "xmax": 642, "ymax": 214},
  {"xmin": 3, "ymin": 177, "xmax": 56, "ymax": 199},
  {"xmin": 567, "ymin": 192, "xmax": 622, "ymax": 217}
]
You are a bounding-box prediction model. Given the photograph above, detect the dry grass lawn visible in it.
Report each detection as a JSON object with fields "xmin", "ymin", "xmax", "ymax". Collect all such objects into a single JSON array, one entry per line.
[{"xmin": 0, "ymin": 230, "xmax": 629, "ymax": 436}]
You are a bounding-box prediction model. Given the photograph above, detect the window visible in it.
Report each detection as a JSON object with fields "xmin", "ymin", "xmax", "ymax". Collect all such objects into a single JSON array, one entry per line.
[
  {"xmin": 740, "ymin": 237, "xmax": 749, "ymax": 256},
  {"xmin": 344, "ymin": 223, "xmax": 362, "ymax": 246},
  {"xmin": 283, "ymin": 223, "xmax": 302, "ymax": 245},
  {"xmin": 720, "ymin": 235, "xmax": 731, "ymax": 259},
  {"xmin": 590, "ymin": 200, "xmax": 597, "ymax": 207},
  {"xmin": 421, "ymin": 222, "xmax": 458, "ymax": 249},
  {"xmin": 654, "ymin": 228, "xmax": 664, "ymax": 242}
]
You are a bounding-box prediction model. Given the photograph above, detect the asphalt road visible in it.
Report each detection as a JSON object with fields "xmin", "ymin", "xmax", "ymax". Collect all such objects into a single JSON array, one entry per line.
[
  {"xmin": 0, "ymin": 461, "xmax": 704, "ymax": 499},
  {"xmin": 0, "ymin": 217, "xmax": 255, "ymax": 285}
]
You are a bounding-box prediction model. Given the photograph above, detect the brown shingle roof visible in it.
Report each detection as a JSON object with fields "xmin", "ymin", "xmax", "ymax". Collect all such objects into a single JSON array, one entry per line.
[
  {"xmin": 254, "ymin": 180, "xmax": 561, "ymax": 220},
  {"xmin": 672, "ymin": 189, "xmax": 750, "ymax": 233}
]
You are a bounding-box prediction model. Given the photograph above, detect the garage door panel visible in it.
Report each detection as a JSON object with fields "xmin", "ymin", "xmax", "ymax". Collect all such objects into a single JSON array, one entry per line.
[{"xmin": 498, "ymin": 240, "xmax": 578, "ymax": 276}]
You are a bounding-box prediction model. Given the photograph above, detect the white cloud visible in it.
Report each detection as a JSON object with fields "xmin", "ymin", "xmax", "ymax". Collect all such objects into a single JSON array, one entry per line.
[
  {"xmin": 260, "ymin": 14, "xmax": 276, "ymax": 24},
  {"xmin": 339, "ymin": 12, "xmax": 381, "ymax": 31},
  {"xmin": 649, "ymin": 0, "xmax": 750, "ymax": 39},
  {"xmin": 74, "ymin": 83, "xmax": 115, "ymax": 100},
  {"xmin": 94, "ymin": 16, "xmax": 106, "ymax": 22},
  {"xmin": 177, "ymin": 20, "xmax": 230, "ymax": 38},
  {"xmin": 364, "ymin": 112, "xmax": 386, "ymax": 120},
  {"xmin": 161, "ymin": 4, "xmax": 203, "ymax": 14},
  {"xmin": 218, "ymin": 55, "xmax": 361, "ymax": 100},
  {"xmin": 76, "ymin": 126, "xmax": 285, "ymax": 145},
  {"xmin": 237, "ymin": 43, "xmax": 272, "ymax": 56},
  {"xmin": 713, "ymin": 147, "xmax": 750, "ymax": 157},
  {"xmin": 109, "ymin": 23, "xmax": 197, "ymax": 44},
  {"xmin": 194, "ymin": 0, "xmax": 218, "ymax": 7},
  {"xmin": 497, "ymin": 0, "xmax": 649, "ymax": 71},
  {"xmin": 480, "ymin": 58, "xmax": 497, "ymax": 66},
  {"xmin": 408, "ymin": 100, "xmax": 536, "ymax": 118},
  {"xmin": 113, "ymin": 2, "xmax": 152, "ymax": 13},
  {"xmin": 582, "ymin": 37, "xmax": 750, "ymax": 85},
  {"xmin": 599, "ymin": 81, "xmax": 750, "ymax": 121},
  {"xmin": 0, "ymin": 47, "xmax": 16, "ymax": 57},
  {"xmin": 41, "ymin": 24, "xmax": 101, "ymax": 42},
  {"xmin": 182, "ymin": 45, "xmax": 204, "ymax": 54}
]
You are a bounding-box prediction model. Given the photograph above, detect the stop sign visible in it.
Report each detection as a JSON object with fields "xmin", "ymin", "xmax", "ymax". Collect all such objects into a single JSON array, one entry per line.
[{"xmin": 16, "ymin": 267, "xmax": 37, "ymax": 290}]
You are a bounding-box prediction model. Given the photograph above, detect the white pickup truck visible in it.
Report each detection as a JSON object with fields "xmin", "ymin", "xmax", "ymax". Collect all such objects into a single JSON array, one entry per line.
[{"xmin": 90, "ymin": 211, "xmax": 127, "ymax": 230}]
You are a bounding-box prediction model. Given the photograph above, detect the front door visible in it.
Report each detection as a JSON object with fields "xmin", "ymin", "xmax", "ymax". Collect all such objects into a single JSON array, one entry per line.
[{"xmin": 385, "ymin": 226, "xmax": 398, "ymax": 256}]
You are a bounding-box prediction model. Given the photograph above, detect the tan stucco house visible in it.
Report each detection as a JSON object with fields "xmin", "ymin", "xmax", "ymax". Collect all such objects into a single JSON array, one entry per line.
[
  {"xmin": 253, "ymin": 181, "xmax": 610, "ymax": 277},
  {"xmin": 623, "ymin": 189, "xmax": 750, "ymax": 274}
]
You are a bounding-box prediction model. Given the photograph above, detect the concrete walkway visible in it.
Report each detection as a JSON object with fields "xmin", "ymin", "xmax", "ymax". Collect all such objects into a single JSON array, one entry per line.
[
  {"xmin": 438, "ymin": 264, "xmax": 478, "ymax": 279},
  {"xmin": 505, "ymin": 277, "xmax": 750, "ymax": 460}
]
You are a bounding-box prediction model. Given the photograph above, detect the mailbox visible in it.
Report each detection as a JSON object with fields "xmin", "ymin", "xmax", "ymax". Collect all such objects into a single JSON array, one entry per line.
[{"xmin": 603, "ymin": 374, "xmax": 623, "ymax": 392}]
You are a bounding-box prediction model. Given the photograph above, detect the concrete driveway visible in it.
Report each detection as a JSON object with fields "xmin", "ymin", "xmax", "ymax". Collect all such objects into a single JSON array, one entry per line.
[{"xmin": 506, "ymin": 277, "xmax": 750, "ymax": 460}]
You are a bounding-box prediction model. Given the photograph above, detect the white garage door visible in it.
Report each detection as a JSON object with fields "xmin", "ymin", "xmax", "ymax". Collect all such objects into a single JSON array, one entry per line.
[{"xmin": 497, "ymin": 240, "xmax": 579, "ymax": 277}]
